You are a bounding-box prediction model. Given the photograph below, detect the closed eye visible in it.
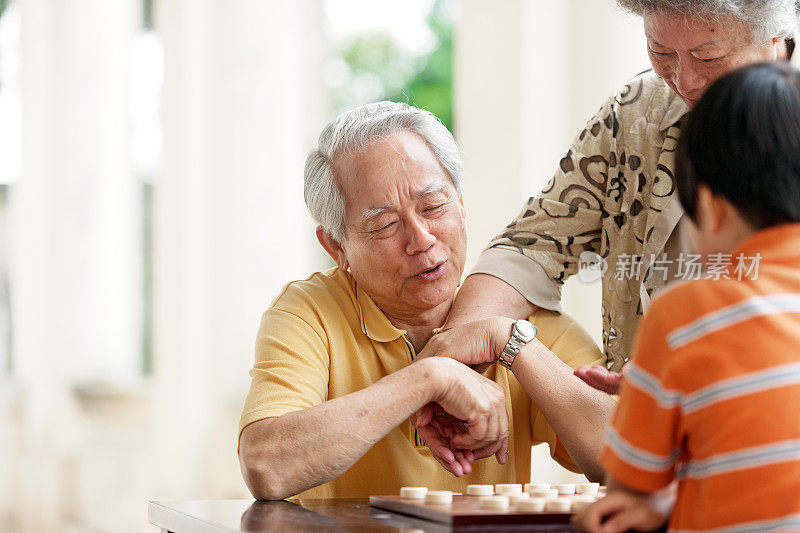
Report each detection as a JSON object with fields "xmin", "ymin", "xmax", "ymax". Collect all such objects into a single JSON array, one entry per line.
[
  {"xmin": 375, "ymin": 221, "xmax": 396, "ymax": 232},
  {"xmin": 424, "ymin": 203, "xmax": 446, "ymax": 212}
]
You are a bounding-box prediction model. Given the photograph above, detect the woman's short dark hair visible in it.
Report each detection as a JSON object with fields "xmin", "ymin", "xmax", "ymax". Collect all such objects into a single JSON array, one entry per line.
[{"xmin": 676, "ymin": 62, "xmax": 800, "ymax": 230}]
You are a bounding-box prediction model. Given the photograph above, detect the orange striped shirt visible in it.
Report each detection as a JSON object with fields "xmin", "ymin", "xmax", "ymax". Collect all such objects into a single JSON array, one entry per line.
[{"xmin": 602, "ymin": 223, "xmax": 800, "ymax": 532}]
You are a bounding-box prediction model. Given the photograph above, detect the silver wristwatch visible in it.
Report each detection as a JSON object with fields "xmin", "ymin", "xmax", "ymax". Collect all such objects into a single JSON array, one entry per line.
[{"xmin": 498, "ymin": 319, "xmax": 538, "ymax": 369}]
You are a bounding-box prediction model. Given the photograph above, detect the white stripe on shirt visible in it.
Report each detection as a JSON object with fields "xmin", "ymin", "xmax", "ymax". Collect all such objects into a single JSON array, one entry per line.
[
  {"xmin": 606, "ymin": 426, "xmax": 679, "ymax": 472},
  {"xmin": 683, "ymin": 439, "xmax": 800, "ymax": 479},
  {"xmin": 683, "ymin": 362, "xmax": 800, "ymax": 414},
  {"xmin": 626, "ymin": 361, "xmax": 800, "ymax": 416},
  {"xmin": 667, "ymin": 294, "xmax": 800, "ymax": 350},
  {"xmin": 625, "ymin": 363, "xmax": 683, "ymax": 408}
]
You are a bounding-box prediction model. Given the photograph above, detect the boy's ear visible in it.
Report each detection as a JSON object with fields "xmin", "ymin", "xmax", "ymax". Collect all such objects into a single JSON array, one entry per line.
[
  {"xmin": 695, "ymin": 185, "xmax": 728, "ymax": 235},
  {"xmin": 316, "ymin": 226, "xmax": 349, "ymax": 271}
]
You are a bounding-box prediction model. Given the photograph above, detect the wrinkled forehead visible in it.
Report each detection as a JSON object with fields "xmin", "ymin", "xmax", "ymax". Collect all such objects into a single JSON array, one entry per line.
[
  {"xmin": 643, "ymin": 11, "xmax": 749, "ymax": 48},
  {"xmin": 359, "ymin": 181, "xmax": 452, "ymax": 219},
  {"xmin": 333, "ymin": 131, "xmax": 457, "ymax": 203}
]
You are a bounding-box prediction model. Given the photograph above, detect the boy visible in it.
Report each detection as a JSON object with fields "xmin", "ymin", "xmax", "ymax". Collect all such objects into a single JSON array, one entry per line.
[{"xmin": 575, "ymin": 62, "xmax": 800, "ymax": 532}]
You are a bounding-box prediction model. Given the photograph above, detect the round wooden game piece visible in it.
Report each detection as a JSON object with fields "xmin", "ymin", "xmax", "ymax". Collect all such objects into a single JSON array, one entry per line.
[
  {"xmin": 479, "ymin": 496, "xmax": 510, "ymax": 510},
  {"xmin": 495, "ymin": 483, "xmax": 523, "ymax": 495},
  {"xmin": 508, "ymin": 493, "xmax": 530, "ymax": 504},
  {"xmin": 466, "ymin": 484, "xmax": 494, "ymax": 496},
  {"xmin": 524, "ymin": 483, "xmax": 550, "ymax": 493},
  {"xmin": 516, "ymin": 498, "xmax": 546, "ymax": 512},
  {"xmin": 400, "ymin": 486, "xmax": 428, "ymax": 499},
  {"xmin": 575, "ymin": 482, "xmax": 600, "ymax": 495},
  {"xmin": 530, "ymin": 488, "xmax": 559, "ymax": 499},
  {"xmin": 555, "ymin": 483, "xmax": 576, "ymax": 495},
  {"xmin": 571, "ymin": 495, "xmax": 597, "ymax": 511},
  {"xmin": 545, "ymin": 498, "xmax": 572, "ymax": 512},
  {"xmin": 424, "ymin": 490, "xmax": 453, "ymax": 505}
]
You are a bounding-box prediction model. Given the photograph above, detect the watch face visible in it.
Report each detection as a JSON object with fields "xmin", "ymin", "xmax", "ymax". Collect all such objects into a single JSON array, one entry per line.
[{"xmin": 515, "ymin": 320, "xmax": 536, "ymax": 340}]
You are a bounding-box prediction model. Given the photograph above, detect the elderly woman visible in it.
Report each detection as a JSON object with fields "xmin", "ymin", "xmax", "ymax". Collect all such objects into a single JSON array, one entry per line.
[
  {"xmin": 238, "ymin": 102, "xmax": 610, "ymax": 500},
  {"xmin": 428, "ymin": 0, "xmax": 800, "ymax": 389}
]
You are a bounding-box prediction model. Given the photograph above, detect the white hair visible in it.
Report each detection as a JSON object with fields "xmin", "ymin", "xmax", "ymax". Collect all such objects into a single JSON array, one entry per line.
[
  {"xmin": 304, "ymin": 101, "xmax": 463, "ymax": 242},
  {"xmin": 617, "ymin": 0, "xmax": 800, "ymax": 41}
]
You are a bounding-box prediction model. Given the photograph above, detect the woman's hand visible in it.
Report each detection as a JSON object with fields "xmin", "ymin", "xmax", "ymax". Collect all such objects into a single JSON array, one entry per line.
[{"xmin": 573, "ymin": 365, "xmax": 624, "ymax": 395}]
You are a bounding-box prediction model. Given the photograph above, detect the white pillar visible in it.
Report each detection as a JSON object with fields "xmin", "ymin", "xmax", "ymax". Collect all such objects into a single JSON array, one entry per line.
[
  {"xmin": 151, "ymin": 0, "xmax": 328, "ymax": 498},
  {"xmin": 12, "ymin": 0, "xmax": 141, "ymax": 530}
]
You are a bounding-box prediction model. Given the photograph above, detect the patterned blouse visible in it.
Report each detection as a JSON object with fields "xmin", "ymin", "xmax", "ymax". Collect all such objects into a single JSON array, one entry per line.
[{"xmin": 472, "ymin": 50, "xmax": 799, "ymax": 371}]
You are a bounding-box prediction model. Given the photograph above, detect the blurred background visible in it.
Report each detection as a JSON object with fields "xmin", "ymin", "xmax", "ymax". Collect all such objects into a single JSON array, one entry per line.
[{"xmin": 0, "ymin": 0, "xmax": 648, "ymax": 531}]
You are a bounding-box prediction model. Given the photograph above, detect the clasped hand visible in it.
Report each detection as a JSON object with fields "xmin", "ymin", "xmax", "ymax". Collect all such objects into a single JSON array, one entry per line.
[
  {"xmin": 410, "ymin": 319, "xmax": 516, "ymax": 476},
  {"xmin": 412, "ymin": 359, "xmax": 508, "ymax": 475}
]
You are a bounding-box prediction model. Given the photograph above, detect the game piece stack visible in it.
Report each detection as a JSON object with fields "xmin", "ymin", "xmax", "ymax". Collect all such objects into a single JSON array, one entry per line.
[{"xmin": 370, "ymin": 482, "xmax": 606, "ymax": 526}]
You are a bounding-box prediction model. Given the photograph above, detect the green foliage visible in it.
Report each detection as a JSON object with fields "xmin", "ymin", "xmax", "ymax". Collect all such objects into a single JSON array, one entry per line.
[
  {"xmin": 336, "ymin": 0, "xmax": 454, "ymax": 131},
  {"xmin": 387, "ymin": 0, "xmax": 453, "ymax": 131}
]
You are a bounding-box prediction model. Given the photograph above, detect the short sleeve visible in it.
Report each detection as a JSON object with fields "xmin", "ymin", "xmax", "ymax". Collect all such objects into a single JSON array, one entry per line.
[
  {"xmin": 601, "ymin": 297, "xmax": 681, "ymax": 492},
  {"xmin": 238, "ymin": 305, "xmax": 331, "ymax": 436}
]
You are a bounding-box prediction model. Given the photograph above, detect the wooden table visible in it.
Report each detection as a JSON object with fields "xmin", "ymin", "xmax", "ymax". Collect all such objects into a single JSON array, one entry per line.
[{"xmin": 148, "ymin": 499, "xmax": 575, "ymax": 532}]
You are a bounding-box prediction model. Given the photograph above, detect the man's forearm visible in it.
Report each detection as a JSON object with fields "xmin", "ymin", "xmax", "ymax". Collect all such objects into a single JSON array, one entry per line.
[
  {"xmin": 239, "ymin": 360, "xmax": 436, "ymax": 499},
  {"xmin": 446, "ymin": 274, "xmax": 538, "ymax": 328},
  {"xmin": 510, "ymin": 341, "xmax": 614, "ymax": 482}
]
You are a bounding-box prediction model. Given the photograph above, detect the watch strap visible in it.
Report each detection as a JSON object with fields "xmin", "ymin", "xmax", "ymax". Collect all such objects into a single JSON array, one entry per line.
[{"xmin": 498, "ymin": 320, "xmax": 537, "ymax": 369}]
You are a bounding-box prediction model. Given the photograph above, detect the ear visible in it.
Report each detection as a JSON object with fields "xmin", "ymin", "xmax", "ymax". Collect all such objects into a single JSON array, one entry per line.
[
  {"xmin": 695, "ymin": 185, "xmax": 729, "ymax": 235},
  {"xmin": 316, "ymin": 226, "xmax": 349, "ymax": 270}
]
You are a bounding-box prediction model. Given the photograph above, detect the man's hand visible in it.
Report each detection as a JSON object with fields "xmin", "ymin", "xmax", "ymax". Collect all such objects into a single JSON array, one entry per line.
[
  {"xmin": 418, "ymin": 316, "xmax": 514, "ymax": 370},
  {"xmin": 414, "ymin": 357, "xmax": 509, "ymax": 475},
  {"xmin": 572, "ymin": 490, "xmax": 668, "ymax": 533},
  {"xmin": 414, "ymin": 403, "xmax": 475, "ymax": 476},
  {"xmin": 573, "ymin": 365, "xmax": 623, "ymax": 395}
]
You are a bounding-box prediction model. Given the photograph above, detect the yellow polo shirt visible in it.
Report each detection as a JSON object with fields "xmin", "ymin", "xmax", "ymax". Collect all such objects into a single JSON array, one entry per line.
[{"xmin": 239, "ymin": 268, "xmax": 604, "ymax": 498}]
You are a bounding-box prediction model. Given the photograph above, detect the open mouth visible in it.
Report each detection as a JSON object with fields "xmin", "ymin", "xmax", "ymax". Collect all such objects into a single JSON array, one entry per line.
[{"xmin": 417, "ymin": 262, "xmax": 446, "ymax": 281}]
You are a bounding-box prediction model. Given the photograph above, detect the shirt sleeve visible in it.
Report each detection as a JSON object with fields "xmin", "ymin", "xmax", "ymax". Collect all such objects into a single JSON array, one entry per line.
[
  {"xmin": 528, "ymin": 309, "xmax": 607, "ymax": 472},
  {"xmin": 601, "ymin": 296, "xmax": 681, "ymax": 492},
  {"xmin": 238, "ymin": 301, "xmax": 331, "ymax": 438},
  {"xmin": 474, "ymin": 97, "xmax": 616, "ymax": 305}
]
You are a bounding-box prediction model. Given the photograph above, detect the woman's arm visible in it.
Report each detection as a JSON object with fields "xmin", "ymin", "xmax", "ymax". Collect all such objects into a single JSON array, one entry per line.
[{"xmin": 445, "ymin": 273, "xmax": 538, "ymax": 327}]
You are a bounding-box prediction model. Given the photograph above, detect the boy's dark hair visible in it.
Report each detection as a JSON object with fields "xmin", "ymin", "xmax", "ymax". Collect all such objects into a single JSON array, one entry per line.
[{"xmin": 676, "ymin": 62, "xmax": 800, "ymax": 230}]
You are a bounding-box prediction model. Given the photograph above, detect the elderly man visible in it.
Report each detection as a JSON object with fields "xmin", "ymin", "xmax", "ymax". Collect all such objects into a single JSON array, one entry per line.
[{"xmin": 238, "ymin": 102, "xmax": 614, "ymax": 500}]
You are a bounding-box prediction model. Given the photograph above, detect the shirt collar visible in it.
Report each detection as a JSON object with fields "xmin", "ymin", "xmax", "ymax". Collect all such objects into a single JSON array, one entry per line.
[
  {"xmin": 349, "ymin": 271, "xmax": 457, "ymax": 343},
  {"xmin": 351, "ymin": 276, "xmax": 406, "ymax": 343},
  {"xmin": 733, "ymin": 223, "xmax": 800, "ymax": 263},
  {"xmin": 660, "ymin": 92, "xmax": 689, "ymax": 132}
]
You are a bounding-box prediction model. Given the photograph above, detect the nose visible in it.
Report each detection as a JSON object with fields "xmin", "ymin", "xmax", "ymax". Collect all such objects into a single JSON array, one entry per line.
[
  {"xmin": 404, "ymin": 214, "xmax": 436, "ymax": 255},
  {"xmin": 674, "ymin": 58, "xmax": 705, "ymax": 96}
]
